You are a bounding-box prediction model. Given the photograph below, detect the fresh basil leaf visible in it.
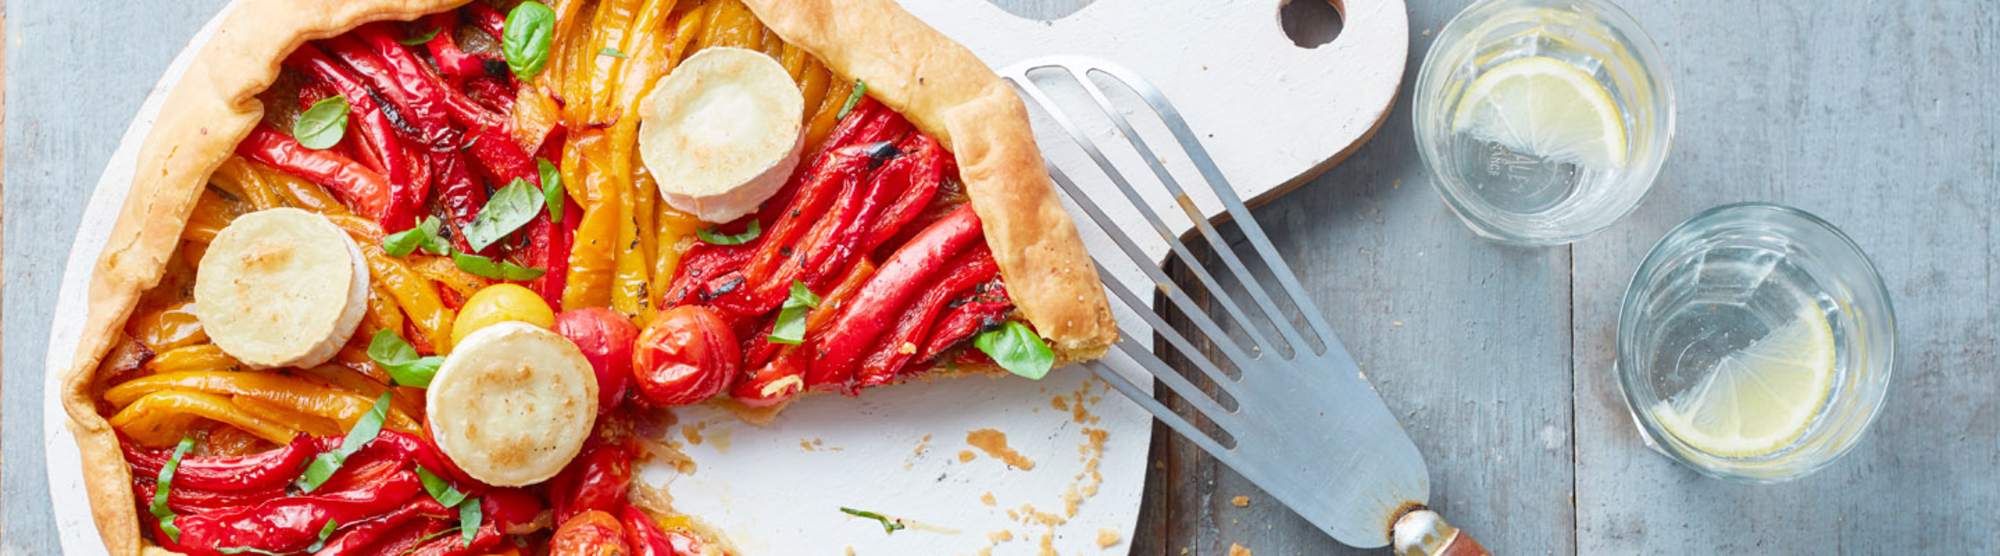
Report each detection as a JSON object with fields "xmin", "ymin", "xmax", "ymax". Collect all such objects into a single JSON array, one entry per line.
[
  {"xmin": 397, "ymin": 27, "xmax": 441, "ymax": 46},
  {"xmin": 417, "ymin": 466, "xmax": 468, "ymax": 508},
  {"xmin": 974, "ymin": 321, "xmax": 1054, "ymax": 380},
  {"xmin": 397, "ymin": 527, "xmax": 462, "ymax": 555},
  {"xmin": 367, "ymin": 329, "xmax": 446, "ymax": 387},
  {"xmin": 297, "ymin": 392, "xmax": 393, "ymax": 493},
  {"xmin": 598, "ymin": 47, "xmax": 629, "ymax": 59},
  {"xmin": 538, "ymin": 158, "xmax": 564, "ymax": 224},
  {"xmin": 463, "ymin": 178, "xmax": 542, "ymax": 251},
  {"xmin": 216, "ymin": 547, "xmax": 284, "ymax": 555},
  {"xmin": 768, "ymin": 280, "xmax": 822, "ymax": 345},
  {"xmin": 381, "ymin": 216, "xmax": 451, "ymax": 258},
  {"xmin": 836, "ymin": 79, "xmax": 868, "ymax": 121},
  {"xmin": 151, "ymin": 436, "xmax": 196, "ymax": 542},
  {"xmin": 451, "ymin": 252, "xmax": 547, "ymax": 281},
  {"xmin": 696, "ymin": 219, "xmax": 760, "ymax": 246},
  {"xmin": 503, "ymin": 2, "xmax": 556, "ymax": 80},
  {"xmin": 459, "ymin": 497, "xmax": 483, "ymax": 543},
  {"xmin": 294, "ymin": 95, "xmax": 349, "ymax": 150},
  {"xmin": 307, "ymin": 520, "xmax": 339, "ymax": 552},
  {"xmin": 839, "ymin": 507, "xmax": 905, "ymax": 534}
]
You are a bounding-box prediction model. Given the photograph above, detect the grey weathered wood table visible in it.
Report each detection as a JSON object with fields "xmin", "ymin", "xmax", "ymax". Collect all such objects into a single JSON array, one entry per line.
[{"xmin": 5, "ymin": 1, "xmax": 1996, "ymax": 554}]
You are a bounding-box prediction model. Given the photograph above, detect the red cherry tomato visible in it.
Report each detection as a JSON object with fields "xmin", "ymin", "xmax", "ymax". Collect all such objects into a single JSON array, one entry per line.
[
  {"xmin": 549, "ymin": 441, "xmax": 634, "ymax": 525},
  {"xmin": 730, "ymin": 350, "xmax": 807, "ymax": 408},
  {"xmin": 554, "ymin": 307, "xmax": 641, "ymax": 412},
  {"xmin": 632, "ymin": 306, "xmax": 739, "ymax": 407},
  {"xmin": 550, "ymin": 510, "xmax": 630, "ymax": 556}
]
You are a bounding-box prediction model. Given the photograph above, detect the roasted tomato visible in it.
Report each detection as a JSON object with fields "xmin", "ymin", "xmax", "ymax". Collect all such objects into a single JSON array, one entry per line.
[
  {"xmin": 555, "ymin": 307, "xmax": 640, "ymax": 411},
  {"xmin": 551, "ymin": 510, "xmax": 630, "ymax": 556},
  {"xmin": 632, "ymin": 306, "xmax": 739, "ymax": 407},
  {"xmin": 549, "ymin": 441, "xmax": 635, "ymax": 525},
  {"xmin": 452, "ymin": 283, "xmax": 556, "ymax": 348}
]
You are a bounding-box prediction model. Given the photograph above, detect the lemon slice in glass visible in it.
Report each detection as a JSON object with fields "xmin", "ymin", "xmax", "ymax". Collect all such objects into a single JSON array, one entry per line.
[
  {"xmin": 1652, "ymin": 308, "xmax": 1838, "ymax": 458},
  {"xmin": 1451, "ymin": 56, "xmax": 1628, "ymax": 169}
]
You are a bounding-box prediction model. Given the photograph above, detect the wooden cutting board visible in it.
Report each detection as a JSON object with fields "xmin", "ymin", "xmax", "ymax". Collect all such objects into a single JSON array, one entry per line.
[{"xmin": 902, "ymin": 0, "xmax": 1410, "ymax": 206}]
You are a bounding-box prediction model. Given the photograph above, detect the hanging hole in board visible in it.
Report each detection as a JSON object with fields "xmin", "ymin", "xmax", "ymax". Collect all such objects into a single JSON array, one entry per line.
[{"xmin": 1280, "ymin": 0, "xmax": 1345, "ymax": 49}]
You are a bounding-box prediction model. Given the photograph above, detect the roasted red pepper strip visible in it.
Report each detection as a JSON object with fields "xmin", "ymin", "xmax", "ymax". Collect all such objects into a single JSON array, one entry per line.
[
  {"xmin": 856, "ymin": 247, "xmax": 999, "ymax": 386},
  {"xmin": 733, "ymin": 342, "xmax": 810, "ymax": 408},
  {"xmin": 356, "ymin": 23, "xmax": 507, "ymax": 133},
  {"xmin": 723, "ymin": 144, "xmax": 892, "ymax": 315},
  {"xmin": 790, "ymin": 137, "xmax": 945, "ymax": 295},
  {"xmin": 350, "ymin": 518, "xmax": 452, "ymax": 556},
  {"xmin": 122, "ymin": 433, "xmax": 317, "ymax": 491},
  {"xmin": 666, "ymin": 244, "xmax": 756, "ymax": 309},
  {"xmin": 482, "ymin": 487, "xmax": 550, "ymax": 536},
  {"xmin": 238, "ymin": 124, "xmax": 395, "ymax": 224},
  {"xmin": 321, "ymin": 34, "xmax": 454, "ymax": 148},
  {"xmin": 461, "ymin": 76, "xmax": 517, "ymax": 115},
  {"xmin": 919, "ymin": 296, "xmax": 1013, "ymax": 363},
  {"xmin": 549, "ymin": 441, "xmax": 634, "ymax": 524},
  {"xmin": 750, "ymin": 99, "xmax": 912, "ymax": 229},
  {"xmin": 522, "ymin": 201, "xmax": 582, "ymax": 308},
  {"xmin": 159, "ymin": 467, "xmax": 422, "ymax": 555},
  {"xmin": 406, "ymin": 520, "xmax": 502, "ymax": 556},
  {"xmin": 864, "ymin": 134, "xmax": 947, "ymax": 252},
  {"xmin": 308, "ymin": 499, "xmax": 452, "ymax": 556},
  {"xmin": 286, "ymin": 45, "xmax": 419, "ymax": 231},
  {"xmin": 463, "ymin": 2, "xmax": 508, "ymax": 41},
  {"xmin": 131, "ymin": 479, "xmax": 285, "ymax": 515},
  {"xmin": 466, "ymin": 125, "xmax": 540, "ymax": 186},
  {"xmin": 809, "ymin": 205, "xmax": 985, "ymax": 390},
  {"xmin": 424, "ymin": 12, "xmax": 507, "ymax": 79},
  {"xmin": 434, "ymin": 150, "xmax": 492, "ymax": 255}
]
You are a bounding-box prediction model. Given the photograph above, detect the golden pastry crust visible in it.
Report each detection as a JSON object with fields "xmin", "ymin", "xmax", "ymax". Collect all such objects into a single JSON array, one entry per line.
[{"xmin": 62, "ymin": 1, "xmax": 1115, "ymax": 554}]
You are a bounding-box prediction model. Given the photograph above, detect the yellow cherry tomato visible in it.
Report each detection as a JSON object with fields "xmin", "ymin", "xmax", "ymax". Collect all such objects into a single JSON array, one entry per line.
[{"xmin": 451, "ymin": 284, "xmax": 557, "ymax": 348}]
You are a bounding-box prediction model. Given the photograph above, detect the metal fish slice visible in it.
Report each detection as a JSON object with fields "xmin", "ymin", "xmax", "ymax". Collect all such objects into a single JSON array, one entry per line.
[{"xmin": 1000, "ymin": 56, "xmax": 1487, "ymax": 554}]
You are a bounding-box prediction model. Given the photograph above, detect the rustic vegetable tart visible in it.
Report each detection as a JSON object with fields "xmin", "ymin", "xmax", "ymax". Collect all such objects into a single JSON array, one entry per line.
[{"xmin": 59, "ymin": 0, "xmax": 1117, "ymax": 554}]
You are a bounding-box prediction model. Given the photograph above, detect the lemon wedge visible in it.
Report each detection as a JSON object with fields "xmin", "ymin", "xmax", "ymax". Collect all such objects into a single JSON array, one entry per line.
[
  {"xmin": 1652, "ymin": 308, "xmax": 1837, "ymax": 458},
  {"xmin": 1451, "ymin": 56, "xmax": 1628, "ymax": 169}
]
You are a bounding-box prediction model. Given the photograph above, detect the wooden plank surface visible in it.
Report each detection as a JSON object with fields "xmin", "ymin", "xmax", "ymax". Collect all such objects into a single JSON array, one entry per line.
[{"xmin": 4, "ymin": 1, "xmax": 1999, "ymax": 555}]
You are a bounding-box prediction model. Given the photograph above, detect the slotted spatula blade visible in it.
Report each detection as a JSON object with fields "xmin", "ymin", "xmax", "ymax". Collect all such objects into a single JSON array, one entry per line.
[{"xmin": 1000, "ymin": 57, "xmax": 1483, "ymax": 553}]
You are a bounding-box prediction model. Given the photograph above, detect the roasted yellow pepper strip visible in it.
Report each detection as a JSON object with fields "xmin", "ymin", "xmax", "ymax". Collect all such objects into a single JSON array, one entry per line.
[
  {"xmin": 650, "ymin": 198, "xmax": 703, "ymax": 310},
  {"xmin": 562, "ymin": 130, "xmax": 620, "ymax": 310},
  {"xmin": 143, "ymin": 344, "xmax": 241, "ymax": 375},
  {"xmin": 182, "ymin": 189, "xmax": 243, "ymax": 244},
  {"xmin": 212, "ymin": 156, "xmax": 287, "ymax": 211},
  {"xmin": 609, "ymin": 119, "xmax": 650, "ymax": 320},
  {"xmin": 797, "ymin": 59, "xmax": 832, "ymax": 126},
  {"xmin": 359, "ymin": 242, "xmax": 454, "ymax": 354},
  {"xmin": 256, "ymin": 159, "xmax": 355, "ymax": 216},
  {"xmin": 512, "ymin": 81, "xmax": 564, "ymax": 152},
  {"xmin": 298, "ymin": 364, "xmax": 427, "ymax": 422},
  {"xmin": 104, "ymin": 370, "xmax": 420, "ymax": 434},
  {"xmin": 109, "ymin": 389, "xmax": 297, "ymax": 447},
  {"xmin": 697, "ymin": 0, "xmax": 763, "ymax": 52},
  {"xmin": 665, "ymin": 1, "xmax": 708, "ymax": 67},
  {"xmin": 233, "ymin": 395, "xmax": 344, "ymax": 438},
  {"xmin": 410, "ymin": 255, "xmax": 496, "ymax": 301},
  {"xmin": 805, "ymin": 76, "xmax": 855, "ymax": 153},
  {"xmin": 126, "ymin": 300, "xmax": 209, "ymax": 353},
  {"xmin": 364, "ymin": 281, "xmax": 407, "ymax": 339}
]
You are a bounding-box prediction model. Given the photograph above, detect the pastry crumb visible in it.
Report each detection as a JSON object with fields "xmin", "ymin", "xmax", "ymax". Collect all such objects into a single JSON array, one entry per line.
[
  {"xmin": 980, "ymin": 492, "xmax": 996, "ymax": 506},
  {"xmin": 989, "ymin": 530, "xmax": 1013, "ymax": 543},
  {"xmin": 1051, "ymin": 396, "xmax": 1069, "ymax": 411},
  {"xmin": 844, "ymin": 548, "xmax": 854, "ymax": 556},
  {"xmin": 1229, "ymin": 543, "xmax": 1252, "ymax": 556},
  {"xmin": 1096, "ymin": 528, "xmax": 1122, "ymax": 548},
  {"xmin": 958, "ymin": 450, "xmax": 976, "ymax": 463},
  {"xmin": 966, "ymin": 429, "xmax": 1035, "ymax": 470},
  {"xmin": 1231, "ymin": 495, "xmax": 1250, "ymax": 507}
]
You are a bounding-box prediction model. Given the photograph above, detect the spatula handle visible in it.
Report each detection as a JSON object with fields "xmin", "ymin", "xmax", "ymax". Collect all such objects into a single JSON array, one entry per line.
[{"xmin": 1390, "ymin": 509, "xmax": 1491, "ymax": 556}]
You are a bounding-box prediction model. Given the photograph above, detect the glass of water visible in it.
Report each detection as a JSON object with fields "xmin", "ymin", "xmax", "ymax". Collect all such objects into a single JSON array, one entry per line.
[
  {"xmin": 1413, "ymin": 0, "xmax": 1674, "ymax": 244},
  {"xmin": 1617, "ymin": 203, "xmax": 1896, "ymax": 482}
]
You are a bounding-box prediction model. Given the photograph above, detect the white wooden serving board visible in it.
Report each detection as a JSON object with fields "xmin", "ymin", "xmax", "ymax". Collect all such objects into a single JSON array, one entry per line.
[{"xmin": 43, "ymin": 1, "xmax": 1405, "ymax": 555}]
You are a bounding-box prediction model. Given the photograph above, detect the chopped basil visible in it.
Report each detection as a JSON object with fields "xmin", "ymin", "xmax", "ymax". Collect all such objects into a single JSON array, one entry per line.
[
  {"xmin": 538, "ymin": 158, "xmax": 564, "ymax": 224},
  {"xmin": 839, "ymin": 507, "xmax": 905, "ymax": 534},
  {"xmin": 459, "ymin": 497, "xmax": 483, "ymax": 543},
  {"xmin": 767, "ymin": 280, "xmax": 821, "ymax": 345},
  {"xmin": 503, "ymin": 2, "xmax": 556, "ymax": 80},
  {"xmin": 294, "ymin": 95, "xmax": 349, "ymax": 150},
  {"xmin": 368, "ymin": 329, "xmax": 445, "ymax": 387},
  {"xmin": 216, "ymin": 547, "xmax": 283, "ymax": 556},
  {"xmin": 598, "ymin": 47, "xmax": 629, "ymax": 59},
  {"xmin": 297, "ymin": 392, "xmax": 393, "ymax": 493},
  {"xmin": 462, "ymin": 178, "xmax": 542, "ymax": 251},
  {"xmin": 150, "ymin": 436, "xmax": 196, "ymax": 542},
  {"xmin": 381, "ymin": 216, "xmax": 451, "ymax": 258},
  {"xmin": 405, "ymin": 527, "xmax": 461, "ymax": 554},
  {"xmin": 696, "ymin": 219, "xmax": 761, "ymax": 245},
  {"xmin": 396, "ymin": 27, "xmax": 441, "ymax": 46},
  {"xmin": 451, "ymin": 252, "xmax": 547, "ymax": 281},
  {"xmin": 417, "ymin": 466, "xmax": 468, "ymax": 507},
  {"xmin": 974, "ymin": 321, "xmax": 1054, "ymax": 380},
  {"xmin": 836, "ymin": 79, "xmax": 868, "ymax": 120},
  {"xmin": 307, "ymin": 520, "xmax": 338, "ymax": 552}
]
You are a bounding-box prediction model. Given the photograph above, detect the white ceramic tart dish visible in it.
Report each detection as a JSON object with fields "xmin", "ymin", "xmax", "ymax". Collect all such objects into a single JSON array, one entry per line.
[{"xmin": 50, "ymin": 0, "xmax": 1128, "ymax": 554}]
